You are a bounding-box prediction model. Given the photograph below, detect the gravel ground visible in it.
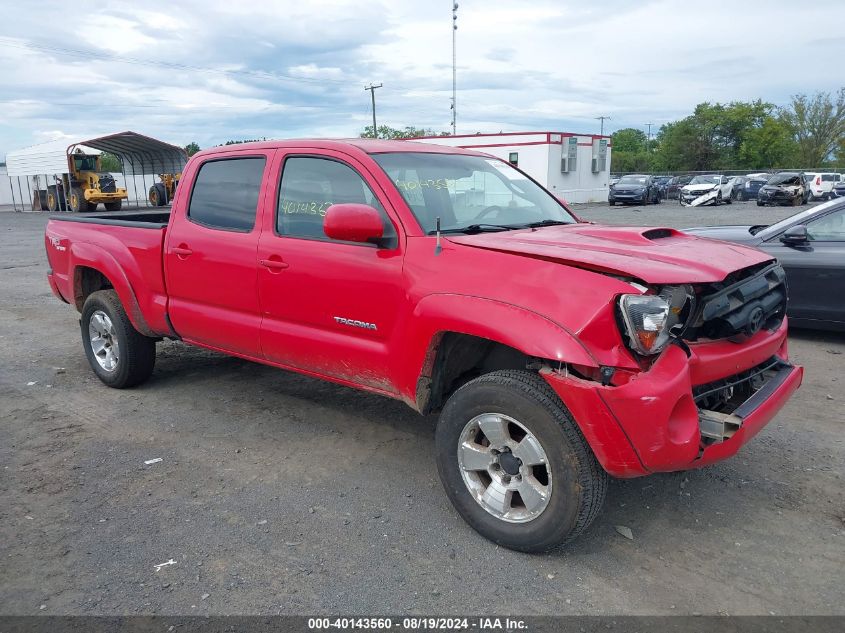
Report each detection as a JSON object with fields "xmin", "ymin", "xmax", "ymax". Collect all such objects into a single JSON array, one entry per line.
[{"xmin": 1, "ymin": 202, "xmax": 843, "ymax": 616}]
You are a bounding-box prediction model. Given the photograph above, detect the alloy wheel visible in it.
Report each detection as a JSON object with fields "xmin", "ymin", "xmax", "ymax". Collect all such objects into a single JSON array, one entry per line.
[
  {"xmin": 457, "ymin": 413, "xmax": 552, "ymax": 523},
  {"xmin": 88, "ymin": 310, "xmax": 120, "ymax": 371}
]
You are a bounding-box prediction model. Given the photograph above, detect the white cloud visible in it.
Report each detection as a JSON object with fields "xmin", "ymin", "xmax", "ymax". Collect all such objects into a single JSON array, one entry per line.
[{"xmin": 0, "ymin": 0, "xmax": 843, "ymax": 156}]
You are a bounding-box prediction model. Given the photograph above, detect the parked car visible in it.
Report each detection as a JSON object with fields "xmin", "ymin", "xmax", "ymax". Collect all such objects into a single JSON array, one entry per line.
[
  {"xmin": 804, "ymin": 172, "xmax": 840, "ymax": 201},
  {"xmin": 608, "ymin": 174, "xmax": 661, "ymax": 205},
  {"xmin": 653, "ymin": 176, "xmax": 672, "ymax": 199},
  {"xmin": 832, "ymin": 179, "xmax": 845, "ymax": 198},
  {"xmin": 679, "ymin": 175, "xmax": 734, "ymax": 206},
  {"xmin": 44, "ymin": 138, "xmax": 802, "ymax": 552},
  {"xmin": 608, "ymin": 175, "xmax": 623, "ymax": 187},
  {"xmin": 735, "ymin": 174, "xmax": 769, "ymax": 201},
  {"xmin": 684, "ymin": 197, "xmax": 845, "ymax": 331},
  {"xmin": 758, "ymin": 172, "xmax": 806, "ymax": 207},
  {"xmin": 665, "ymin": 174, "xmax": 693, "ymax": 199}
]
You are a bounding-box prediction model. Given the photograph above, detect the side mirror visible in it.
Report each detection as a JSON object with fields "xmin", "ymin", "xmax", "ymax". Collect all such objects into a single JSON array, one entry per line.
[
  {"xmin": 780, "ymin": 224, "xmax": 809, "ymax": 245},
  {"xmin": 323, "ymin": 203, "xmax": 384, "ymax": 245}
]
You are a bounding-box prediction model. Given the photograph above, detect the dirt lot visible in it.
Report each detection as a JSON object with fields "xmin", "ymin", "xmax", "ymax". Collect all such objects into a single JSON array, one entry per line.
[{"xmin": 1, "ymin": 201, "xmax": 843, "ymax": 616}]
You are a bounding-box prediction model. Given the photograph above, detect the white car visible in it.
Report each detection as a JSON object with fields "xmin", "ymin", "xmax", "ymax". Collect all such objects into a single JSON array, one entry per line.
[
  {"xmin": 804, "ymin": 172, "xmax": 841, "ymax": 201},
  {"xmin": 679, "ymin": 175, "xmax": 734, "ymax": 206}
]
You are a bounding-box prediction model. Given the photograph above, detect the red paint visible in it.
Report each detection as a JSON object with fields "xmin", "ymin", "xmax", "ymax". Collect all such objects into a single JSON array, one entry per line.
[
  {"xmin": 44, "ymin": 138, "xmax": 801, "ymax": 478},
  {"xmin": 323, "ymin": 203, "xmax": 384, "ymax": 243}
]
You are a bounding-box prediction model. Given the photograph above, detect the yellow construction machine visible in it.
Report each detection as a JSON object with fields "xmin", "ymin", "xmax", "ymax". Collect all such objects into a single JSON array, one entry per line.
[
  {"xmin": 148, "ymin": 173, "xmax": 181, "ymax": 206},
  {"xmin": 46, "ymin": 150, "xmax": 128, "ymax": 212}
]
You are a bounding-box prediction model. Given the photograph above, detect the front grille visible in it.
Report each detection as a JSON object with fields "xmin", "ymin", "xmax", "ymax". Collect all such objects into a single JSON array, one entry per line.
[
  {"xmin": 684, "ymin": 262, "xmax": 787, "ymax": 341},
  {"xmin": 693, "ymin": 356, "xmax": 783, "ymax": 412},
  {"xmin": 99, "ymin": 175, "xmax": 116, "ymax": 193}
]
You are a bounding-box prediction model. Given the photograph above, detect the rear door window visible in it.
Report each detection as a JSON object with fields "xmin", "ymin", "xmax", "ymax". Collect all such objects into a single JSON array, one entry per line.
[{"xmin": 188, "ymin": 158, "xmax": 266, "ymax": 231}]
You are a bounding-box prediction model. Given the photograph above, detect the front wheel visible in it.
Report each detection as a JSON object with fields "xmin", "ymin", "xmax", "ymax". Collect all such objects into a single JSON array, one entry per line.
[
  {"xmin": 435, "ymin": 370, "xmax": 607, "ymax": 552},
  {"xmin": 81, "ymin": 290, "xmax": 156, "ymax": 388},
  {"xmin": 104, "ymin": 200, "xmax": 123, "ymax": 211}
]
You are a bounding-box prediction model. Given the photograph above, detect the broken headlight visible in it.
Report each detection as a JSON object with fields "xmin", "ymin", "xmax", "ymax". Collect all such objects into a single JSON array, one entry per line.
[{"xmin": 618, "ymin": 285, "xmax": 693, "ymax": 355}]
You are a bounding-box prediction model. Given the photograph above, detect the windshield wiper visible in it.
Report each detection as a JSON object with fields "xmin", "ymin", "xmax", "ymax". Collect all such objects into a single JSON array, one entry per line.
[
  {"xmin": 525, "ymin": 219, "xmax": 571, "ymax": 228},
  {"xmin": 427, "ymin": 223, "xmax": 521, "ymax": 235}
]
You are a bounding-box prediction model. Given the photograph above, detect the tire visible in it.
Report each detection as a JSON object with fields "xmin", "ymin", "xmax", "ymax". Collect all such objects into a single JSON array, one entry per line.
[
  {"xmin": 104, "ymin": 200, "xmax": 123, "ymax": 211},
  {"xmin": 757, "ymin": 200, "xmax": 764, "ymax": 207},
  {"xmin": 81, "ymin": 290, "xmax": 156, "ymax": 388},
  {"xmin": 435, "ymin": 370, "xmax": 607, "ymax": 552},
  {"xmin": 70, "ymin": 187, "xmax": 93, "ymax": 213},
  {"xmin": 608, "ymin": 200, "xmax": 615, "ymax": 206},
  {"xmin": 715, "ymin": 191, "xmax": 723, "ymax": 206},
  {"xmin": 47, "ymin": 185, "xmax": 63, "ymax": 212},
  {"xmin": 149, "ymin": 182, "xmax": 167, "ymax": 207},
  {"xmin": 725, "ymin": 194, "xmax": 732, "ymax": 205}
]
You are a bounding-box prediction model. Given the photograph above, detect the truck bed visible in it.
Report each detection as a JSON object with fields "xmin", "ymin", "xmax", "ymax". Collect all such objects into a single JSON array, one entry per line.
[
  {"xmin": 45, "ymin": 211, "xmax": 172, "ymax": 337},
  {"xmin": 49, "ymin": 210, "xmax": 171, "ymax": 228}
]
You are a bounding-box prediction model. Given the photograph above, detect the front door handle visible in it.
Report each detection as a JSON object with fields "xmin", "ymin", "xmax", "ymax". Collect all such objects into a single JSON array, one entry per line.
[
  {"xmin": 260, "ymin": 257, "xmax": 289, "ymax": 271},
  {"xmin": 173, "ymin": 244, "xmax": 193, "ymax": 258}
]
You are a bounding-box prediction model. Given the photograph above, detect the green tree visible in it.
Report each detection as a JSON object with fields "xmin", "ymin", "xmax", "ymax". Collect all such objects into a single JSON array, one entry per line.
[
  {"xmin": 611, "ymin": 128, "xmax": 647, "ymax": 153},
  {"xmin": 781, "ymin": 88, "xmax": 845, "ymax": 167},
  {"xmin": 360, "ymin": 125, "xmax": 449, "ymax": 139},
  {"xmin": 99, "ymin": 152, "xmax": 122, "ymax": 172},
  {"xmin": 738, "ymin": 117, "xmax": 797, "ymax": 169},
  {"xmin": 184, "ymin": 142, "xmax": 201, "ymax": 156}
]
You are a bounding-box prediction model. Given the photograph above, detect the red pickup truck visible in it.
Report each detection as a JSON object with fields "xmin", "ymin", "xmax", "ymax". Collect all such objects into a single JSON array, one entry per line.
[{"xmin": 45, "ymin": 139, "xmax": 802, "ymax": 551}]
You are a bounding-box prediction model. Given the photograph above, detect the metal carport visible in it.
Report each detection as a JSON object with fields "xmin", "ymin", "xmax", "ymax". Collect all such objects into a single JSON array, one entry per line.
[{"xmin": 5, "ymin": 131, "xmax": 188, "ymax": 212}]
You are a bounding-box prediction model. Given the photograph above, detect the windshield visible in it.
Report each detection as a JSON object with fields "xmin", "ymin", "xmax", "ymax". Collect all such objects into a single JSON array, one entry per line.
[
  {"xmin": 618, "ymin": 175, "xmax": 647, "ymax": 185},
  {"xmin": 372, "ymin": 152, "xmax": 576, "ymax": 234},
  {"xmin": 690, "ymin": 175, "xmax": 719, "ymax": 185},
  {"xmin": 74, "ymin": 156, "xmax": 97, "ymax": 171},
  {"xmin": 768, "ymin": 173, "xmax": 801, "ymax": 185},
  {"xmin": 757, "ymin": 198, "xmax": 844, "ymax": 239}
]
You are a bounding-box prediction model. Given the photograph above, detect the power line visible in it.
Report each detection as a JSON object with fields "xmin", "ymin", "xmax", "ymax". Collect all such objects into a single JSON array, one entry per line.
[
  {"xmin": 595, "ymin": 115, "xmax": 611, "ymax": 136},
  {"xmin": 0, "ymin": 37, "xmax": 352, "ymax": 87}
]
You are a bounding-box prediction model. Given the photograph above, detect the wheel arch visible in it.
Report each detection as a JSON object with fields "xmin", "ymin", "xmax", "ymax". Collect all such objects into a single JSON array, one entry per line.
[
  {"xmin": 70, "ymin": 243, "xmax": 155, "ymax": 337},
  {"xmin": 402, "ymin": 294, "xmax": 598, "ymax": 413}
]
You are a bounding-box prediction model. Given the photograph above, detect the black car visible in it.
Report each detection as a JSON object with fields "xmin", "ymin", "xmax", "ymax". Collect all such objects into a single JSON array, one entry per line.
[
  {"xmin": 653, "ymin": 176, "xmax": 672, "ymax": 199},
  {"xmin": 608, "ymin": 174, "xmax": 661, "ymax": 205},
  {"xmin": 684, "ymin": 198, "xmax": 845, "ymax": 331},
  {"xmin": 665, "ymin": 174, "xmax": 693, "ymax": 199},
  {"xmin": 734, "ymin": 175, "xmax": 768, "ymax": 201},
  {"xmin": 758, "ymin": 172, "xmax": 806, "ymax": 207}
]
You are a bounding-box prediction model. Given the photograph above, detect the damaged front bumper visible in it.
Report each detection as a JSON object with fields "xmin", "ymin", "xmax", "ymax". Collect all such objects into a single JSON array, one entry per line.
[{"xmin": 541, "ymin": 319, "xmax": 802, "ymax": 478}]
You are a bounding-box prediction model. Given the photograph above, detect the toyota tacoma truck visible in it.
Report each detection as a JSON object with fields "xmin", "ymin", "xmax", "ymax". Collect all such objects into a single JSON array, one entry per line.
[{"xmin": 44, "ymin": 139, "xmax": 803, "ymax": 552}]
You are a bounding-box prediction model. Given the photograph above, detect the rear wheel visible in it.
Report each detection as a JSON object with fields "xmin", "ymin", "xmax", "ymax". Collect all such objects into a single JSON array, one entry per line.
[
  {"xmin": 435, "ymin": 370, "xmax": 607, "ymax": 552},
  {"xmin": 148, "ymin": 182, "xmax": 168, "ymax": 207},
  {"xmin": 104, "ymin": 200, "xmax": 123, "ymax": 211},
  {"xmin": 81, "ymin": 290, "xmax": 156, "ymax": 388},
  {"xmin": 47, "ymin": 185, "xmax": 64, "ymax": 212}
]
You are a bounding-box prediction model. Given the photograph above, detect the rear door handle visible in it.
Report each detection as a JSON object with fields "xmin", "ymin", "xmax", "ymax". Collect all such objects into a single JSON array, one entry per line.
[
  {"xmin": 260, "ymin": 258, "xmax": 289, "ymax": 271},
  {"xmin": 172, "ymin": 244, "xmax": 193, "ymax": 258}
]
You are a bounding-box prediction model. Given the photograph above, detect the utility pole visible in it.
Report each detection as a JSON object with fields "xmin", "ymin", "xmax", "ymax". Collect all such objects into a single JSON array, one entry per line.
[
  {"xmin": 645, "ymin": 122, "xmax": 654, "ymax": 152},
  {"xmin": 451, "ymin": 2, "xmax": 459, "ymax": 135},
  {"xmin": 364, "ymin": 83, "xmax": 383, "ymax": 138},
  {"xmin": 595, "ymin": 116, "xmax": 611, "ymax": 136}
]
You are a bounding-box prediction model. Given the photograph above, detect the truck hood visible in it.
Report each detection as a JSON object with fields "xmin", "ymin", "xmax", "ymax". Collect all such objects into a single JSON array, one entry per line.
[{"xmin": 447, "ymin": 224, "xmax": 772, "ymax": 284}]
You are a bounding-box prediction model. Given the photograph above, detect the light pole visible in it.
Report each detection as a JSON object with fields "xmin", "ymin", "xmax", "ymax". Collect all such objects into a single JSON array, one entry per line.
[
  {"xmin": 596, "ymin": 115, "xmax": 611, "ymax": 136},
  {"xmin": 451, "ymin": 2, "xmax": 458, "ymax": 135},
  {"xmin": 645, "ymin": 122, "xmax": 654, "ymax": 152}
]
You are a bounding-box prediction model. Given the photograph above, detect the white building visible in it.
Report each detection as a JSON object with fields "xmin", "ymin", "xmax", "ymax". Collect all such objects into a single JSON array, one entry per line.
[{"xmin": 415, "ymin": 131, "xmax": 612, "ymax": 203}]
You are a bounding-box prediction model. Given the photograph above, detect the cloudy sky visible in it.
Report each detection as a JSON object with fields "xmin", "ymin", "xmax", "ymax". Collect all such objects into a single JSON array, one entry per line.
[{"xmin": 1, "ymin": 0, "xmax": 843, "ymax": 156}]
